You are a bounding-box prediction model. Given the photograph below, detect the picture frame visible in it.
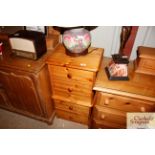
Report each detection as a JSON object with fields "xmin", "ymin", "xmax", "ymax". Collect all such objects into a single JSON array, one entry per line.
[{"xmin": 24, "ymin": 26, "xmax": 47, "ymax": 35}]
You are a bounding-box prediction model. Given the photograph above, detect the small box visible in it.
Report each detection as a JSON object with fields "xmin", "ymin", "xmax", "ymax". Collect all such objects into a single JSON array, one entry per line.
[
  {"xmin": 105, "ymin": 54, "xmax": 129, "ymax": 80},
  {"xmin": 135, "ymin": 46, "xmax": 155, "ymax": 76},
  {"xmin": 9, "ymin": 30, "xmax": 47, "ymax": 60}
]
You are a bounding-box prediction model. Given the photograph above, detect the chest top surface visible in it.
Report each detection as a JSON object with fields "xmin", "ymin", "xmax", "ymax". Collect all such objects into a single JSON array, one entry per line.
[
  {"xmin": 93, "ymin": 57, "xmax": 155, "ymax": 101},
  {"xmin": 0, "ymin": 43, "xmax": 54, "ymax": 73},
  {"xmin": 46, "ymin": 44, "xmax": 103, "ymax": 72}
]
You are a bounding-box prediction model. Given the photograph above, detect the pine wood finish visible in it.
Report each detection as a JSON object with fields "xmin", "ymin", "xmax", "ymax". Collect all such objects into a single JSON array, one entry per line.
[
  {"xmin": 46, "ymin": 44, "xmax": 103, "ymax": 125},
  {"xmin": 91, "ymin": 57, "xmax": 155, "ymax": 129},
  {"xmin": 135, "ymin": 46, "xmax": 155, "ymax": 76},
  {"xmin": 0, "ymin": 43, "xmax": 55, "ymax": 124}
]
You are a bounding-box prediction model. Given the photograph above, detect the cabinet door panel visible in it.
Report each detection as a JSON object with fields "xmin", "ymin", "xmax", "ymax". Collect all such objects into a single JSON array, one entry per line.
[
  {"xmin": 0, "ymin": 70, "xmax": 43, "ymax": 116},
  {"xmin": 0, "ymin": 88, "xmax": 11, "ymax": 107}
]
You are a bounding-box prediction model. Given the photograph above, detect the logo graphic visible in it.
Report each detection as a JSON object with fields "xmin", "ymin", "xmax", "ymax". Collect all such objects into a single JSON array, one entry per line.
[{"xmin": 127, "ymin": 113, "xmax": 155, "ymax": 129}]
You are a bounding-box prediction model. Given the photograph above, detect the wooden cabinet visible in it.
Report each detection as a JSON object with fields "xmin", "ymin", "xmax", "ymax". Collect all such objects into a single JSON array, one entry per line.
[
  {"xmin": 0, "ymin": 43, "xmax": 55, "ymax": 124},
  {"xmin": 91, "ymin": 57, "xmax": 155, "ymax": 129},
  {"xmin": 0, "ymin": 87, "xmax": 11, "ymax": 107},
  {"xmin": 46, "ymin": 44, "xmax": 103, "ymax": 125}
]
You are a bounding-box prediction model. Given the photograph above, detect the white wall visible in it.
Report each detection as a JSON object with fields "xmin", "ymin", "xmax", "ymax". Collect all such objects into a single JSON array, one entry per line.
[
  {"xmin": 92, "ymin": 26, "xmax": 155, "ymax": 60},
  {"xmin": 130, "ymin": 26, "xmax": 155, "ymax": 60},
  {"xmin": 91, "ymin": 26, "xmax": 121, "ymax": 57}
]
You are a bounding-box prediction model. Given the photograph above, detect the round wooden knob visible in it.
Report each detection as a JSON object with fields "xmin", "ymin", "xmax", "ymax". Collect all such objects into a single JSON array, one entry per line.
[
  {"xmin": 67, "ymin": 73, "xmax": 72, "ymax": 79},
  {"xmin": 69, "ymin": 106, "xmax": 73, "ymax": 110},
  {"xmin": 104, "ymin": 98, "xmax": 109, "ymax": 105},
  {"xmin": 67, "ymin": 88, "xmax": 73, "ymax": 92},
  {"xmin": 140, "ymin": 107, "xmax": 146, "ymax": 112},
  {"xmin": 100, "ymin": 114, "xmax": 105, "ymax": 120}
]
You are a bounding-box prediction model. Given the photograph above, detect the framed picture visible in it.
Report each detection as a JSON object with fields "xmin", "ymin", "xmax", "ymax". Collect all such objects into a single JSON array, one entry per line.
[{"xmin": 24, "ymin": 26, "xmax": 47, "ymax": 35}]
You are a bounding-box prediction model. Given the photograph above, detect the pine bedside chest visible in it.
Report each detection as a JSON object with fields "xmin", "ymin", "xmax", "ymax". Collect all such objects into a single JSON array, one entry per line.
[
  {"xmin": 91, "ymin": 57, "xmax": 155, "ymax": 129},
  {"xmin": 46, "ymin": 44, "xmax": 103, "ymax": 125}
]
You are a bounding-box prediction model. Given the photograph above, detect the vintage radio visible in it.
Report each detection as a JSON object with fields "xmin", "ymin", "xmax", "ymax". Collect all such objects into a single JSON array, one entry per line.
[{"xmin": 9, "ymin": 30, "xmax": 47, "ymax": 60}]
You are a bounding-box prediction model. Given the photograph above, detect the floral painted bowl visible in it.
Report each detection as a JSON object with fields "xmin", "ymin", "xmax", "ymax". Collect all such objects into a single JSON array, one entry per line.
[{"xmin": 62, "ymin": 28, "xmax": 91, "ymax": 56}]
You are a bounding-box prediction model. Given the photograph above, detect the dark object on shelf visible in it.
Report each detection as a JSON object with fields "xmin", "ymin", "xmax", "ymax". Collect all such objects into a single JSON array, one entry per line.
[
  {"xmin": 119, "ymin": 26, "xmax": 132, "ymax": 55},
  {"xmin": 105, "ymin": 54, "xmax": 129, "ymax": 80},
  {"xmin": 112, "ymin": 54, "xmax": 129, "ymax": 64},
  {"xmin": 9, "ymin": 30, "xmax": 47, "ymax": 60},
  {"xmin": 24, "ymin": 26, "xmax": 47, "ymax": 35}
]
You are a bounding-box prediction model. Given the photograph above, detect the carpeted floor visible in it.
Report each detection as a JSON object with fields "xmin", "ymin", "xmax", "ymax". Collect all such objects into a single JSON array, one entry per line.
[{"xmin": 0, "ymin": 108, "xmax": 88, "ymax": 129}]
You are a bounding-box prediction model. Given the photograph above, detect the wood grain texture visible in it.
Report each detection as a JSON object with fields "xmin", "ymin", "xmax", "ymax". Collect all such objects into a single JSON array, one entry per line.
[
  {"xmin": 91, "ymin": 119, "xmax": 125, "ymax": 129},
  {"xmin": 54, "ymin": 99, "xmax": 90, "ymax": 116},
  {"xmin": 135, "ymin": 46, "xmax": 155, "ymax": 76},
  {"xmin": 0, "ymin": 42, "xmax": 56, "ymax": 124},
  {"xmin": 93, "ymin": 105, "xmax": 126, "ymax": 125},
  {"xmin": 56, "ymin": 109, "xmax": 89, "ymax": 125},
  {"xmin": 0, "ymin": 88, "xmax": 11, "ymax": 107},
  {"xmin": 46, "ymin": 44, "xmax": 103, "ymax": 72},
  {"xmin": 96, "ymin": 92, "xmax": 155, "ymax": 112},
  {"xmin": 46, "ymin": 45, "xmax": 103, "ymax": 125},
  {"xmin": 93, "ymin": 57, "xmax": 155, "ymax": 101},
  {"xmin": 48, "ymin": 65, "xmax": 96, "ymax": 106},
  {"xmin": 91, "ymin": 57, "xmax": 155, "ymax": 129}
]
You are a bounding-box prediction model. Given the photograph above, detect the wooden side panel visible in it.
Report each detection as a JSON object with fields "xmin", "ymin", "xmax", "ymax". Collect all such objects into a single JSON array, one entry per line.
[
  {"xmin": 36, "ymin": 65, "xmax": 55, "ymax": 118},
  {"xmin": 0, "ymin": 70, "xmax": 43, "ymax": 116}
]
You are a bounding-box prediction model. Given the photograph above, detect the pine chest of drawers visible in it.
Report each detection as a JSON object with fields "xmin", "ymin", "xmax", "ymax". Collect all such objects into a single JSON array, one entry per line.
[
  {"xmin": 46, "ymin": 44, "xmax": 103, "ymax": 125},
  {"xmin": 91, "ymin": 57, "xmax": 155, "ymax": 129}
]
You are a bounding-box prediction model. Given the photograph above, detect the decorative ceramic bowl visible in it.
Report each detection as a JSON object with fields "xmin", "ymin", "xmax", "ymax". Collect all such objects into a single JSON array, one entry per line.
[{"xmin": 62, "ymin": 28, "xmax": 91, "ymax": 56}]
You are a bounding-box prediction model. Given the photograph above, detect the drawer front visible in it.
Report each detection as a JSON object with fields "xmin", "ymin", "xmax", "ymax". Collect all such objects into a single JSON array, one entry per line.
[
  {"xmin": 93, "ymin": 105, "xmax": 126, "ymax": 126},
  {"xmin": 48, "ymin": 65, "xmax": 95, "ymax": 100},
  {"xmin": 91, "ymin": 119, "xmax": 126, "ymax": 129},
  {"xmin": 56, "ymin": 109, "xmax": 89, "ymax": 125},
  {"xmin": 95, "ymin": 92, "xmax": 155, "ymax": 112},
  {"xmin": 54, "ymin": 99, "xmax": 90, "ymax": 117}
]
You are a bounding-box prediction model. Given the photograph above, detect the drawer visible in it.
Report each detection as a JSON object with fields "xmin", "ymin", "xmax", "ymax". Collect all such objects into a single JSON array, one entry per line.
[
  {"xmin": 91, "ymin": 119, "xmax": 126, "ymax": 129},
  {"xmin": 56, "ymin": 109, "xmax": 89, "ymax": 125},
  {"xmin": 54, "ymin": 99, "xmax": 91, "ymax": 117},
  {"xmin": 92, "ymin": 105, "xmax": 126, "ymax": 126},
  {"xmin": 48, "ymin": 65, "xmax": 95, "ymax": 100},
  {"xmin": 95, "ymin": 92, "xmax": 155, "ymax": 112}
]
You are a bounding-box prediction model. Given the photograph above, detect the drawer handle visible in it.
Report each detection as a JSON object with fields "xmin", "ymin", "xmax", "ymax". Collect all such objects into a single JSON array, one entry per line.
[
  {"xmin": 67, "ymin": 73, "xmax": 72, "ymax": 79},
  {"xmin": 69, "ymin": 106, "xmax": 73, "ymax": 110},
  {"xmin": 140, "ymin": 107, "xmax": 146, "ymax": 112},
  {"xmin": 104, "ymin": 99, "xmax": 109, "ymax": 105},
  {"xmin": 100, "ymin": 114, "xmax": 105, "ymax": 120},
  {"xmin": 67, "ymin": 88, "xmax": 73, "ymax": 92},
  {"xmin": 69, "ymin": 116, "xmax": 73, "ymax": 120}
]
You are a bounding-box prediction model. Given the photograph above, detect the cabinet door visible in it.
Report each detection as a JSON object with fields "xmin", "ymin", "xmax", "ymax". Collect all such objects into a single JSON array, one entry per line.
[
  {"xmin": 0, "ymin": 70, "xmax": 43, "ymax": 116},
  {"xmin": 0, "ymin": 88, "xmax": 11, "ymax": 107}
]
